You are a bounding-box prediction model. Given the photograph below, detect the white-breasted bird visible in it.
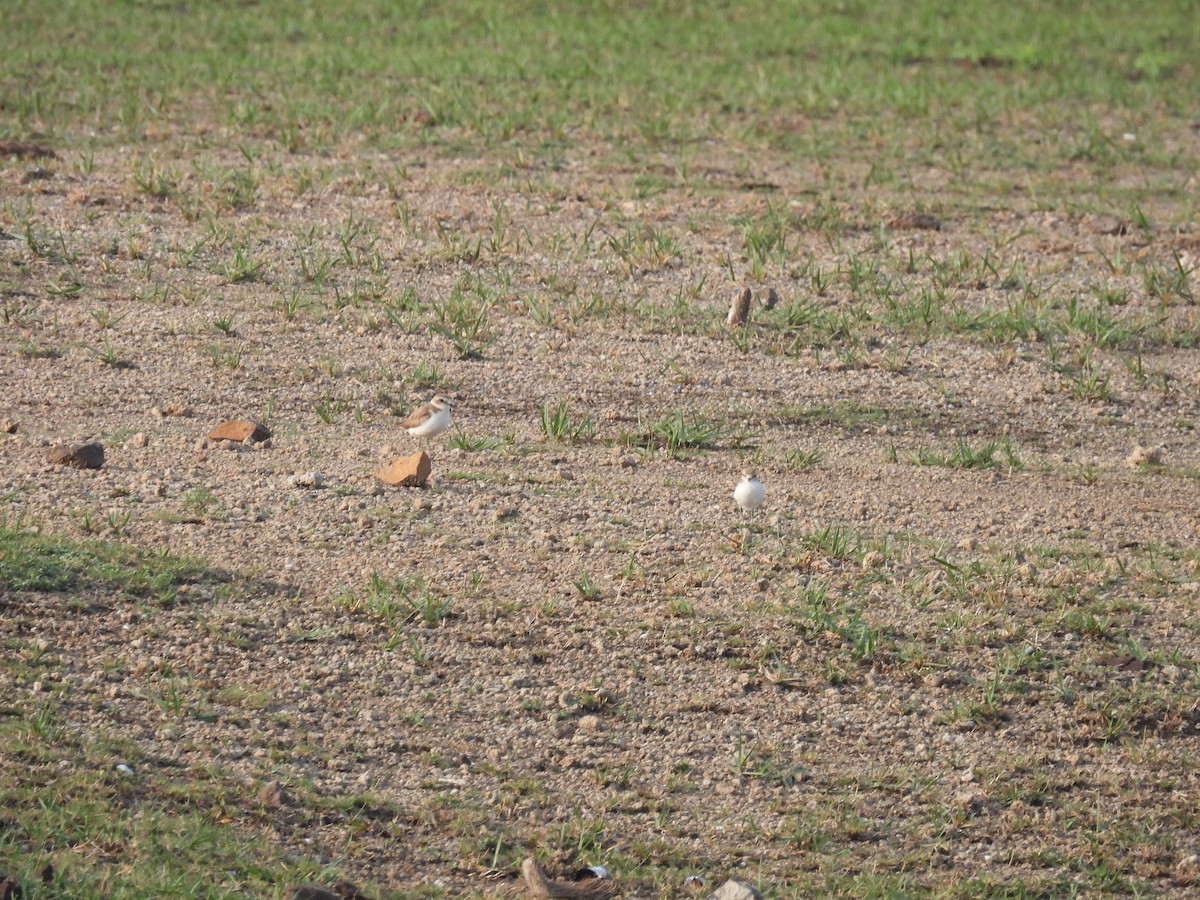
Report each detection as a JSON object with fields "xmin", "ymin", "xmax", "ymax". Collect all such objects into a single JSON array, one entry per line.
[
  {"xmin": 733, "ymin": 470, "xmax": 766, "ymax": 514},
  {"xmin": 401, "ymin": 395, "xmax": 452, "ymax": 438}
]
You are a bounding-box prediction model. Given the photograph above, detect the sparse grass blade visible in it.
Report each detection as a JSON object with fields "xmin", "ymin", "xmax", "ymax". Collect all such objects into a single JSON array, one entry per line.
[
  {"xmin": 907, "ymin": 438, "xmax": 1023, "ymax": 472},
  {"xmin": 540, "ymin": 399, "xmax": 595, "ymax": 443}
]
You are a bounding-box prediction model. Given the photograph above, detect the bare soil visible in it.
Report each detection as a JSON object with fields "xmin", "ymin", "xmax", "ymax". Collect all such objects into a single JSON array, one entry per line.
[{"xmin": 3, "ymin": 141, "xmax": 1200, "ymax": 896}]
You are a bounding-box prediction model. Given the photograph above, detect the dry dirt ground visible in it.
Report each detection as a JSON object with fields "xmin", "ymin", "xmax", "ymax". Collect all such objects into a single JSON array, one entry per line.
[{"xmin": 3, "ymin": 137, "xmax": 1200, "ymax": 896}]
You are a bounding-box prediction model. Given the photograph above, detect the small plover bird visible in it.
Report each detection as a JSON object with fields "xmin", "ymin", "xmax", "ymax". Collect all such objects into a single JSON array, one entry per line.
[
  {"xmin": 733, "ymin": 470, "xmax": 766, "ymax": 514},
  {"xmin": 401, "ymin": 395, "xmax": 452, "ymax": 438}
]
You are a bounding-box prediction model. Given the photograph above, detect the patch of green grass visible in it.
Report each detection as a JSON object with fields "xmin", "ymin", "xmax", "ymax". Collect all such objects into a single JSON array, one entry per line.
[
  {"xmin": 3, "ymin": 1, "xmax": 1193, "ymax": 174},
  {"xmin": 180, "ymin": 487, "xmax": 225, "ymax": 519},
  {"xmin": 222, "ymin": 246, "xmax": 264, "ymax": 284},
  {"xmin": 205, "ymin": 343, "xmax": 244, "ymax": 370},
  {"xmin": 627, "ymin": 411, "xmax": 727, "ymax": 458},
  {"xmin": 408, "ymin": 356, "xmax": 446, "ymax": 390},
  {"xmin": 783, "ymin": 401, "xmax": 891, "ymax": 431},
  {"xmin": 731, "ymin": 733, "xmax": 803, "ymax": 788},
  {"xmin": 896, "ymin": 438, "xmax": 1024, "ymax": 472},
  {"xmin": 16, "ymin": 341, "xmax": 63, "ymax": 359},
  {"xmin": 784, "ymin": 448, "xmax": 824, "ymax": 471},
  {"xmin": 573, "ymin": 568, "xmax": 602, "ymax": 601},
  {"xmin": 0, "ymin": 522, "xmax": 221, "ymax": 602},
  {"xmin": 540, "ymin": 399, "xmax": 596, "ymax": 443},
  {"xmin": 447, "ymin": 428, "xmax": 503, "ymax": 452},
  {"xmin": 92, "ymin": 339, "xmax": 132, "ymax": 369},
  {"xmin": 132, "ymin": 159, "xmax": 177, "ymax": 199},
  {"xmin": 431, "ymin": 278, "xmax": 493, "ymax": 360},
  {"xmin": 334, "ymin": 573, "xmax": 452, "ymax": 628},
  {"xmin": 0, "ymin": 722, "xmax": 372, "ymax": 898}
]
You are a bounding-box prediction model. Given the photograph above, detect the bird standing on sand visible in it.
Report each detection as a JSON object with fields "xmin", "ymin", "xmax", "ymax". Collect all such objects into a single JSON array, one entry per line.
[
  {"xmin": 733, "ymin": 470, "xmax": 766, "ymax": 515},
  {"xmin": 401, "ymin": 395, "xmax": 453, "ymax": 439}
]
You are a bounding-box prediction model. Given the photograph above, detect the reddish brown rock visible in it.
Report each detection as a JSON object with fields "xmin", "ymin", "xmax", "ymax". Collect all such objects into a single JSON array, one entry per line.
[
  {"xmin": 207, "ymin": 419, "xmax": 271, "ymax": 443},
  {"xmin": 375, "ymin": 451, "xmax": 431, "ymax": 487},
  {"xmin": 45, "ymin": 441, "xmax": 105, "ymax": 469}
]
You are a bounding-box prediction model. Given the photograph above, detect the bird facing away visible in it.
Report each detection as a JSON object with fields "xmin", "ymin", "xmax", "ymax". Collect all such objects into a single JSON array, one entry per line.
[
  {"xmin": 401, "ymin": 395, "xmax": 452, "ymax": 438},
  {"xmin": 733, "ymin": 470, "xmax": 766, "ymax": 514}
]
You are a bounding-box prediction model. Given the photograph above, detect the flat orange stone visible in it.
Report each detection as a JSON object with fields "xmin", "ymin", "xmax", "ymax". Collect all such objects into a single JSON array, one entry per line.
[
  {"xmin": 207, "ymin": 419, "xmax": 271, "ymax": 443},
  {"xmin": 375, "ymin": 451, "xmax": 432, "ymax": 488}
]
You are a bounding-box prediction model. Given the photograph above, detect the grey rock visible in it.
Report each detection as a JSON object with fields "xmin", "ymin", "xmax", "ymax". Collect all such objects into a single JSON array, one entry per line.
[
  {"xmin": 45, "ymin": 441, "xmax": 104, "ymax": 469},
  {"xmin": 288, "ymin": 887, "xmax": 340, "ymax": 900},
  {"xmin": 708, "ymin": 880, "xmax": 764, "ymax": 900}
]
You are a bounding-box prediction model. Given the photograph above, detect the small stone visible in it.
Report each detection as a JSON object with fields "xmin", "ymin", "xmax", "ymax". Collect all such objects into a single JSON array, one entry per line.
[
  {"xmin": 255, "ymin": 780, "xmax": 287, "ymax": 809},
  {"xmin": 163, "ymin": 402, "xmax": 191, "ymax": 417},
  {"xmin": 207, "ymin": 419, "xmax": 271, "ymax": 443},
  {"xmin": 954, "ymin": 790, "xmax": 983, "ymax": 812},
  {"xmin": 288, "ymin": 887, "xmax": 340, "ymax": 900},
  {"xmin": 708, "ymin": 879, "xmax": 765, "ymax": 900},
  {"xmin": 727, "ymin": 287, "xmax": 752, "ymax": 326},
  {"xmin": 591, "ymin": 687, "xmax": 618, "ymax": 706},
  {"xmin": 286, "ymin": 472, "xmax": 325, "ymax": 489},
  {"xmin": 1088, "ymin": 216, "xmax": 1129, "ymax": 236},
  {"xmin": 376, "ymin": 451, "xmax": 432, "ymax": 488},
  {"xmin": 619, "ymin": 455, "xmax": 638, "ymax": 469},
  {"xmin": 45, "ymin": 441, "xmax": 105, "ymax": 469},
  {"xmin": 758, "ymin": 286, "xmax": 781, "ymax": 310},
  {"xmin": 0, "ymin": 418, "xmax": 16, "ymax": 434},
  {"xmin": 1126, "ymin": 445, "xmax": 1162, "ymax": 467},
  {"xmin": 127, "ymin": 432, "xmax": 148, "ymax": 449}
]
